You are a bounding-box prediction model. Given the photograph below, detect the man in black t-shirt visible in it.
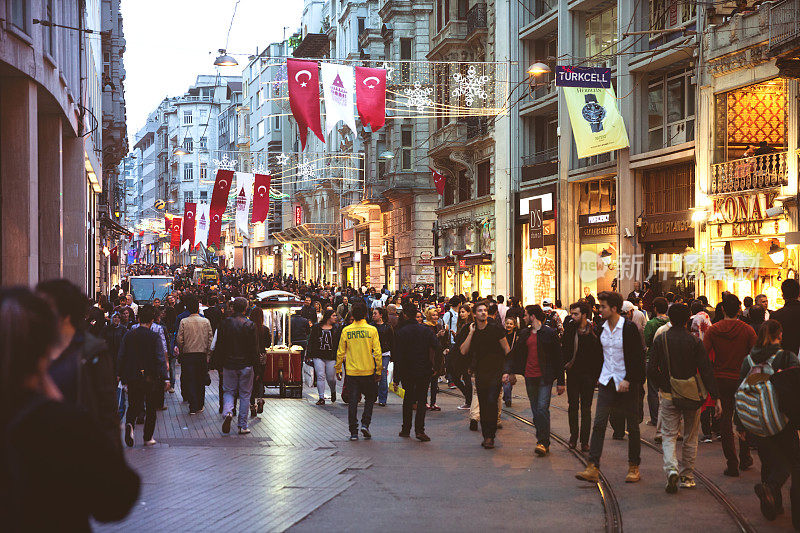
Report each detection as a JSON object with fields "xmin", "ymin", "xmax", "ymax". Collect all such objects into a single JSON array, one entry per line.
[{"xmin": 460, "ymin": 300, "xmax": 511, "ymax": 449}]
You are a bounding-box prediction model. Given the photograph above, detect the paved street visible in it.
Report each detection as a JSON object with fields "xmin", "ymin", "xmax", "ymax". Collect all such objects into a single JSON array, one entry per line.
[{"xmin": 98, "ymin": 369, "xmax": 798, "ymax": 532}]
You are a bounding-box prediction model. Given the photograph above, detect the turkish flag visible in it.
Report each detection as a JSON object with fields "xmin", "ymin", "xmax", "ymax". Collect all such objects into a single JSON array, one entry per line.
[
  {"xmin": 183, "ymin": 202, "xmax": 196, "ymax": 249},
  {"xmin": 431, "ymin": 168, "xmax": 446, "ymax": 196},
  {"xmin": 164, "ymin": 213, "xmax": 174, "ymax": 233},
  {"xmin": 170, "ymin": 216, "xmax": 183, "ymax": 249},
  {"xmin": 355, "ymin": 66, "xmax": 387, "ymax": 132},
  {"xmin": 251, "ymin": 174, "xmax": 271, "ymax": 224},
  {"xmin": 287, "ymin": 58, "xmax": 324, "ymax": 150},
  {"xmin": 139, "ymin": 230, "xmax": 145, "ymax": 237},
  {"xmin": 209, "ymin": 169, "xmax": 233, "ymax": 247}
]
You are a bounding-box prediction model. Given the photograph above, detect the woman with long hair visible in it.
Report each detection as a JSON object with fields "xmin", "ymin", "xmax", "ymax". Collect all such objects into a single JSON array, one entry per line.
[
  {"xmin": 0, "ymin": 288, "xmax": 140, "ymax": 531},
  {"xmin": 450, "ymin": 304, "xmax": 475, "ymax": 410},
  {"xmin": 740, "ymin": 319, "xmax": 800, "ymax": 526},
  {"xmin": 502, "ymin": 317, "xmax": 519, "ymax": 407},
  {"xmin": 423, "ymin": 307, "xmax": 445, "ymax": 411},
  {"xmin": 307, "ymin": 309, "xmax": 339, "ymax": 405},
  {"xmin": 248, "ymin": 306, "xmax": 270, "ymax": 416},
  {"xmin": 373, "ymin": 307, "xmax": 395, "ymax": 407}
]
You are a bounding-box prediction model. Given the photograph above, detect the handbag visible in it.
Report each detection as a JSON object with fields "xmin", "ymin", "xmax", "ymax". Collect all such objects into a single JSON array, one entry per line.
[{"xmin": 663, "ymin": 336, "xmax": 707, "ymax": 410}]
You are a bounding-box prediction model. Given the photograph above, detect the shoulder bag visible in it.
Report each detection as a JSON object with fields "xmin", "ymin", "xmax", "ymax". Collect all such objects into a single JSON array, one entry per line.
[{"xmin": 663, "ymin": 336, "xmax": 707, "ymax": 410}]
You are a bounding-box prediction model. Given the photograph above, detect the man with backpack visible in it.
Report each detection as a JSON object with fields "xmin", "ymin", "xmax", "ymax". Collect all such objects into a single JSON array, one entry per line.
[
  {"xmin": 735, "ymin": 319, "xmax": 800, "ymax": 525},
  {"xmin": 704, "ymin": 293, "xmax": 757, "ymax": 477},
  {"xmin": 648, "ymin": 303, "xmax": 721, "ymax": 494}
]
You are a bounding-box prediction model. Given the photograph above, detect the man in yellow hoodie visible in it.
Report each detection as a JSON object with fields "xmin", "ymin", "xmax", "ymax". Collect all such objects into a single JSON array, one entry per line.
[{"xmin": 336, "ymin": 301, "xmax": 382, "ymax": 440}]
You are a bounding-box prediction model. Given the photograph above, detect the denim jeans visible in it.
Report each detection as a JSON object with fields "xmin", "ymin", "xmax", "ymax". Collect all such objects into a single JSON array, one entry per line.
[
  {"xmin": 126, "ymin": 379, "xmax": 161, "ymax": 441},
  {"xmin": 222, "ymin": 367, "xmax": 254, "ymax": 430},
  {"xmin": 348, "ymin": 375, "xmax": 378, "ymax": 434},
  {"xmin": 378, "ymin": 354, "xmax": 391, "ymax": 404},
  {"xmin": 719, "ymin": 378, "xmax": 752, "ymax": 470},
  {"xmin": 429, "ymin": 375, "xmax": 439, "ymax": 405},
  {"xmin": 524, "ymin": 376, "xmax": 553, "ymax": 447},
  {"xmin": 588, "ymin": 380, "xmax": 641, "ymax": 467},
  {"xmin": 117, "ymin": 383, "xmax": 127, "ymax": 420},
  {"xmin": 502, "ymin": 381, "xmax": 513, "ymax": 402},
  {"xmin": 313, "ymin": 358, "xmax": 337, "ymax": 399}
]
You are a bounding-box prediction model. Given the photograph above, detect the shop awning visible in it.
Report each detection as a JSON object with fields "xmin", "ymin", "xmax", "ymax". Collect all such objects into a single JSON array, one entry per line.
[
  {"xmin": 100, "ymin": 216, "xmax": 133, "ymax": 238},
  {"xmin": 463, "ymin": 253, "xmax": 492, "ymax": 266},
  {"xmin": 273, "ymin": 223, "xmax": 339, "ymax": 258},
  {"xmin": 433, "ymin": 255, "xmax": 453, "ymax": 266}
]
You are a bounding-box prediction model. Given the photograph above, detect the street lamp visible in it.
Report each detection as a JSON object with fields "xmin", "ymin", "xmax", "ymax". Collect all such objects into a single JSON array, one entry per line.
[
  {"xmin": 768, "ymin": 240, "xmax": 785, "ymax": 265},
  {"xmin": 378, "ymin": 150, "xmax": 394, "ymax": 160},
  {"xmin": 214, "ymin": 49, "xmax": 239, "ymax": 67},
  {"xmin": 527, "ymin": 62, "xmax": 552, "ymax": 76},
  {"xmin": 173, "ymin": 146, "xmax": 188, "ymax": 156}
]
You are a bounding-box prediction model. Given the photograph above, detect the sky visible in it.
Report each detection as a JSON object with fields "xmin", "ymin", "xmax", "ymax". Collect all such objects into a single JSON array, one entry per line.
[{"xmin": 122, "ymin": 0, "xmax": 304, "ymax": 146}]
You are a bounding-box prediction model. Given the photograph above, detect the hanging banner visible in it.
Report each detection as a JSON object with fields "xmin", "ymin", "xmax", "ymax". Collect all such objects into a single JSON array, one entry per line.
[
  {"xmin": 170, "ymin": 216, "xmax": 183, "ymax": 249},
  {"xmin": 251, "ymin": 174, "xmax": 271, "ymax": 224},
  {"xmin": 321, "ymin": 63, "xmax": 357, "ymax": 135},
  {"xmin": 164, "ymin": 212, "xmax": 174, "ymax": 234},
  {"xmin": 287, "ymin": 58, "xmax": 325, "ymax": 150},
  {"xmin": 181, "ymin": 202, "xmax": 196, "ymax": 252},
  {"xmin": 431, "ymin": 168, "xmax": 446, "ymax": 196},
  {"xmin": 355, "ymin": 66, "xmax": 387, "ymax": 132},
  {"xmin": 557, "ymin": 66, "xmax": 629, "ymax": 159},
  {"xmin": 195, "ymin": 202, "xmax": 210, "ymax": 249},
  {"xmin": 209, "ymin": 169, "xmax": 233, "ymax": 248},
  {"xmin": 235, "ymin": 172, "xmax": 254, "ymax": 238}
]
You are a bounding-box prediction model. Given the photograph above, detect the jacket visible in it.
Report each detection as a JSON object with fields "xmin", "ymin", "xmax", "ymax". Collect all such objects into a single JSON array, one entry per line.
[
  {"xmin": 102, "ymin": 324, "xmax": 126, "ymax": 375},
  {"xmin": 117, "ymin": 326, "xmax": 168, "ymax": 384},
  {"xmin": 393, "ymin": 322, "xmax": 441, "ymax": 381},
  {"xmin": 560, "ymin": 322, "xmax": 603, "ymax": 378},
  {"xmin": 300, "ymin": 304, "xmax": 318, "ymax": 325},
  {"xmin": 599, "ymin": 318, "xmax": 647, "ymax": 385},
  {"xmin": 215, "ymin": 315, "xmax": 258, "ymax": 369},
  {"xmin": 335, "ymin": 319, "xmax": 382, "ymax": 376},
  {"xmin": 703, "ymin": 318, "xmax": 758, "ymax": 381},
  {"xmin": 644, "ymin": 316, "xmax": 669, "ymax": 351},
  {"xmin": 647, "ymin": 327, "xmax": 719, "ymax": 399},
  {"xmin": 772, "ymin": 300, "xmax": 800, "ymax": 355},
  {"xmin": 374, "ymin": 322, "xmax": 394, "ymax": 354},
  {"xmin": 307, "ymin": 323, "xmax": 341, "ymax": 361},
  {"xmin": 177, "ymin": 313, "xmax": 213, "ymax": 355},
  {"xmin": 290, "ymin": 313, "xmax": 311, "ymax": 347},
  {"xmin": 506, "ymin": 325, "xmax": 564, "ymax": 386},
  {"xmin": 48, "ymin": 331, "xmax": 121, "ymax": 453}
]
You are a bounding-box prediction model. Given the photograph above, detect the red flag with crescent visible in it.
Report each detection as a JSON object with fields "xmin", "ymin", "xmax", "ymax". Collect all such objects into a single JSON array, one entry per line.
[
  {"xmin": 183, "ymin": 202, "xmax": 196, "ymax": 249},
  {"xmin": 355, "ymin": 66, "xmax": 387, "ymax": 132},
  {"xmin": 251, "ymin": 174, "xmax": 272, "ymax": 224},
  {"xmin": 287, "ymin": 58, "xmax": 324, "ymax": 150},
  {"xmin": 431, "ymin": 168, "xmax": 446, "ymax": 196},
  {"xmin": 209, "ymin": 169, "xmax": 233, "ymax": 247},
  {"xmin": 170, "ymin": 216, "xmax": 183, "ymax": 249},
  {"xmin": 164, "ymin": 212, "xmax": 174, "ymax": 234}
]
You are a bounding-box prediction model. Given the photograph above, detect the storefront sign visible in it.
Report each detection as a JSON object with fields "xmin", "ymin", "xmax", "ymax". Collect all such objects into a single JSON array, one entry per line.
[
  {"xmin": 580, "ymin": 225, "xmax": 616, "ymax": 238},
  {"xmin": 579, "ymin": 212, "xmax": 617, "ymax": 227},
  {"xmin": 529, "ymin": 197, "xmax": 544, "ymax": 249},
  {"xmin": 418, "ymin": 259, "xmax": 432, "ymax": 265},
  {"xmin": 372, "ymin": 253, "xmax": 381, "ymax": 262},
  {"xmin": 555, "ymin": 66, "xmax": 611, "ymax": 89},
  {"xmin": 420, "ymin": 251, "xmax": 433, "ymax": 261},
  {"xmin": 639, "ymin": 212, "xmax": 694, "ymax": 242},
  {"xmin": 294, "ymin": 205, "xmax": 302, "ymax": 226},
  {"xmin": 458, "ymin": 259, "xmax": 467, "ymax": 269},
  {"xmin": 354, "ymin": 251, "xmax": 361, "ymax": 263},
  {"xmin": 710, "ymin": 191, "xmax": 779, "ymax": 237}
]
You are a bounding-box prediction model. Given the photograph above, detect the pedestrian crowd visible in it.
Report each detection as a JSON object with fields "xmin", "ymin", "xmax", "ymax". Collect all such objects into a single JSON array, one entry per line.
[{"xmin": 2, "ymin": 266, "xmax": 800, "ymax": 530}]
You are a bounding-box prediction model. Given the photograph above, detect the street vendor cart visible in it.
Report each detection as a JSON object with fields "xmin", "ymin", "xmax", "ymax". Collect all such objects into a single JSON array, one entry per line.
[{"xmin": 256, "ymin": 290, "xmax": 305, "ymax": 398}]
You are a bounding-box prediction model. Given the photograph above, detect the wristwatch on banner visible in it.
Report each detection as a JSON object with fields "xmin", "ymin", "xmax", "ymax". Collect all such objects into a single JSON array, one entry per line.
[{"xmin": 581, "ymin": 94, "xmax": 607, "ymax": 133}]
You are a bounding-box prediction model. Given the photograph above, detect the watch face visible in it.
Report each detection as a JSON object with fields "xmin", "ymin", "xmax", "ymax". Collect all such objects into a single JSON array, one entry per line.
[{"xmin": 582, "ymin": 102, "xmax": 606, "ymax": 124}]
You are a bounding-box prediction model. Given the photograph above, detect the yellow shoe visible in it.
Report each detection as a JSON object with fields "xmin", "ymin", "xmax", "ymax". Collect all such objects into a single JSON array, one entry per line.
[
  {"xmin": 534, "ymin": 444, "xmax": 549, "ymax": 457},
  {"xmin": 625, "ymin": 464, "xmax": 641, "ymax": 483},
  {"xmin": 576, "ymin": 462, "xmax": 600, "ymax": 483}
]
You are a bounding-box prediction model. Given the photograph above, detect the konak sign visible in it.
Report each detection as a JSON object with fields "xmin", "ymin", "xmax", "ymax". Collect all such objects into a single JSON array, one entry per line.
[{"xmin": 710, "ymin": 191, "xmax": 778, "ymax": 237}]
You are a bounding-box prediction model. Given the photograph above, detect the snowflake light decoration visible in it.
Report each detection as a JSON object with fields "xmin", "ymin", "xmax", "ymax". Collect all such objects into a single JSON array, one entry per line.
[
  {"xmin": 403, "ymin": 82, "xmax": 434, "ymax": 112},
  {"xmin": 452, "ymin": 66, "xmax": 490, "ymax": 107},
  {"xmin": 381, "ymin": 61, "xmax": 395, "ymax": 81},
  {"xmin": 276, "ymin": 153, "xmax": 290, "ymax": 166},
  {"xmin": 211, "ymin": 153, "xmax": 237, "ymax": 171},
  {"xmin": 297, "ymin": 157, "xmax": 315, "ymax": 179}
]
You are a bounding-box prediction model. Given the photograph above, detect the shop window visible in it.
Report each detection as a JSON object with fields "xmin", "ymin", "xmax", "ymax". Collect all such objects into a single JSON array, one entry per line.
[
  {"xmin": 585, "ymin": 7, "xmax": 617, "ymax": 67},
  {"xmin": 477, "ymin": 161, "xmax": 490, "ymax": 197},
  {"xmin": 578, "ymin": 178, "xmax": 616, "ymax": 216},
  {"xmin": 458, "ymin": 170, "xmax": 471, "ymax": 203},
  {"xmin": 521, "ymin": 223, "xmax": 557, "ymax": 306},
  {"xmin": 647, "ymin": 70, "xmax": 695, "ymax": 151},
  {"xmin": 643, "ymin": 163, "xmax": 694, "ymax": 215}
]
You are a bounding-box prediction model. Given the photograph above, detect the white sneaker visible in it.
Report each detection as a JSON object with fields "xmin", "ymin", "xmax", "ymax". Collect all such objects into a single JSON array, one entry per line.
[
  {"xmin": 144, "ymin": 439, "xmax": 157, "ymax": 446},
  {"xmin": 238, "ymin": 427, "xmax": 251, "ymax": 435},
  {"xmin": 457, "ymin": 404, "xmax": 470, "ymax": 410}
]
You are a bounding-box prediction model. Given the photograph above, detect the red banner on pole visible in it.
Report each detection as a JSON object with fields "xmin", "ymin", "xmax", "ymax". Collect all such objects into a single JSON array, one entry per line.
[
  {"xmin": 251, "ymin": 174, "xmax": 271, "ymax": 224},
  {"xmin": 287, "ymin": 58, "xmax": 324, "ymax": 150},
  {"xmin": 355, "ymin": 66, "xmax": 387, "ymax": 132},
  {"xmin": 170, "ymin": 216, "xmax": 183, "ymax": 249},
  {"xmin": 209, "ymin": 169, "xmax": 233, "ymax": 247},
  {"xmin": 183, "ymin": 202, "xmax": 196, "ymax": 249},
  {"xmin": 431, "ymin": 168, "xmax": 446, "ymax": 196}
]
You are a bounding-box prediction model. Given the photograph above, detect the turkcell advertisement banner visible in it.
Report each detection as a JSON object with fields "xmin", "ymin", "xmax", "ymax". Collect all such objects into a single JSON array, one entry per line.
[{"xmin": 556, "ymin": 66, "xmax": 630, "ymax": 159}]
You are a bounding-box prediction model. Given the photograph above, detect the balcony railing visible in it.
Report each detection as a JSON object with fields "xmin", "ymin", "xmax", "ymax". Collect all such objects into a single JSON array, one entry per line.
[
  {"xmin": 522, "ymin": 148, "xmax": 559, "ymax": 181},
  {"xmin": 466, "ymin": 117, "xmax": 488, "ymax": 139},
  {"xmin": 521, "ymin": 0, "xmax": 557, "ymax": 26},
  {"xmin": 522, "ymin": 147, "xmax": 558, "ymax": 166},
  {"xmin": 467, "ymin": 3, "xmax": 487, "ymax": 35},
  {"xmin": 710, "ymin": 151, "xmax": 789, "ymax": 194},
  {"xmin": 769, "ymin": 0, "xmax": 800, "ymax": 50}
]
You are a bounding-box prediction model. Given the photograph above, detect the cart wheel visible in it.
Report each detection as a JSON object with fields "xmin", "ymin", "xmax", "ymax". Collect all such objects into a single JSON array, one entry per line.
[{"xmin": 278, "ymin": 369, "xmax": 286, "ymax": 398}]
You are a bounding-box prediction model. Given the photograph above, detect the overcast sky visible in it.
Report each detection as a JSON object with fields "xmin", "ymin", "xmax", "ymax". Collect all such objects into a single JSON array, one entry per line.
[{"xmin": 122, "ymin": 0, "xmax": 304, "ymax": 146}]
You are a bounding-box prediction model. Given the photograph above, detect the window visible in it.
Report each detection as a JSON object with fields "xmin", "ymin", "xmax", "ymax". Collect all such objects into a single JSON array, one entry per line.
[
  {"xmin": 43, "ymin": 0, "xmax": 55, "ymax": 55},
  {"xmin": 437, "ymin": 0, "xmax": 443, "ymax": 32},
  {"xmin": 382, "ymin": 213, "xmax": 391, "ymax": 235},
  {"xmin": 401, "ymin": 129, "xmax": 413, "ymax": 170},
  {"xmin": 184, "ymin": 191, "xmax": 194, "ymax": 204},
  {"xmin": 183, "ymin": 163, "xmax": 194, "ymax": 181},
  {"xmin": 400, "ymin": 39, "xmax": 412, "ymax": 82},
  {"xmin": 477, "ymin": 161, "xmax": 490, "ymax": 197},
  {"xmin": 378, "ymin": 160, "xmax": 386, "ymax": 180},
  {"xmin": 273, "ymin": 116, "xmax": 281, "ymax": 130},
  {"xmin": 457, "ymin": 0, "xmax": 468, "ymax": 19},
  {"xmin": 647, "ymin": 70, "xmax": 695, "ymax": 151},
  {"xmin": 183, "ymin": 137, "xmax": 193, "ymax": 152},
  {"xmin": 458, "ymin": 170, "xmax": 471, "ymax": 203},
  {"xmin": 200, "ymin": 190, "xmax": 208, "ymax": 201},
  {"xmin": 357, "ymin": 17, "xmax": 365, "ymax": 35},
  {"xmin": 10, "ymin": 0, "xmax": 31, "ymax": 34},
  {"xmin": 199, "ymin": 136, "xmax": 207, "ymax": 150},
  {"xmin": 400, "ymin": 205, "xmax": 412, "ymax": 232},
  {"xmin": 183, "ymin": 110, "xmax": 193, "ymax": 125},
  {"xmin": 256, "ymin": 89, "xmax": 262, "ymax": 108},
  {"xmin": 643, "ymin": 163, "xmax": 694, "ymax": 215},
  {"xmin": 257, "ymin": 120, "xmax": 265, "ymax": 139},
  {"xmin": 444, "ymin": 176, "xmax": 455, "ymax": 206},
  {"xmin": 585, "ymin": 7, "xmax": 617, "ymax": 65},
  {"xmin": 200, "ymin": 162, "xmax": 207, "ymax": 180}
]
